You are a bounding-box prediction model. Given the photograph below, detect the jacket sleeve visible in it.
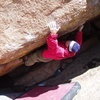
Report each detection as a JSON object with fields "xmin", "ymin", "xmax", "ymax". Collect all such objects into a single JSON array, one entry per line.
[
  {"xmin": 46, "ymin": 33, "xmax": 59, "ymax": 50},
  {"xmin": 64, "ymin": 48, "xmax": 75, "ymax": 58},
  {"xmin": 75, "ymin": 32, "xmax": 83, "ymax": 45}
]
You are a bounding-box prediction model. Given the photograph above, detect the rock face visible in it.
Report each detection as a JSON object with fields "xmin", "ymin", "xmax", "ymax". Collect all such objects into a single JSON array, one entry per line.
[
  {"xmin": 0, "ymin": 59, "xmax": 23, "ymax": 76},
  {"xmin": 0, "ymin": 0, "xmax": 100, "ymax": 64},
  {"xmin": 0, "ymin": 0, "xmax": 100, "ymax": 75}
]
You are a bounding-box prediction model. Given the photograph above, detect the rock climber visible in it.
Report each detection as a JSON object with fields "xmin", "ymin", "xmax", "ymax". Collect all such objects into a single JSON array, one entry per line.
[{"xmin": 23, "ymin": 21, "xmax": 84, "ymax": 66}]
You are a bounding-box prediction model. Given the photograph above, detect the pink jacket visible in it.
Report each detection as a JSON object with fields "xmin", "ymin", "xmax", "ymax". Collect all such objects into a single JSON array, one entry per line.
[{"xmin": 42, "ymin": 32, "xmax": 82, "ymax": 60}]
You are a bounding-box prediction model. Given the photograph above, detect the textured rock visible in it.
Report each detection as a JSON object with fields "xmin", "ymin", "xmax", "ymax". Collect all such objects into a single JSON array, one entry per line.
[
  {"xmin": 0, "ymin": 59, "xmax": 23, "ymax": 76},
  {"xmin": 0, "ymin": 0, "xmax": 100, "ymax": 65}
]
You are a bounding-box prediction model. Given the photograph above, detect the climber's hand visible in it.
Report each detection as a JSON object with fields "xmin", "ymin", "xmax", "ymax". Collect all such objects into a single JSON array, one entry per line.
[{"xmin": 47, "ymin": 21, "xmax": 60, "ymax": 34}]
